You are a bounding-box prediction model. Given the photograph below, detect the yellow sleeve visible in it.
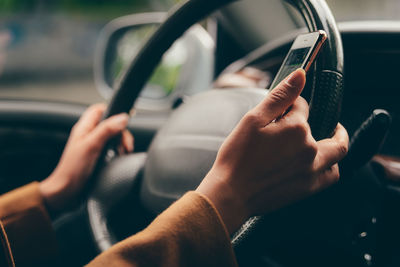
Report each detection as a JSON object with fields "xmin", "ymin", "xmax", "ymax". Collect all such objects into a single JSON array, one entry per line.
[
  {"xmin": 0, "ymin": 182, "xmax": 58, "ymax": 266},
  {"xmin": 88, "ymin": 191, "xmax": 238, "ymax": 267}
]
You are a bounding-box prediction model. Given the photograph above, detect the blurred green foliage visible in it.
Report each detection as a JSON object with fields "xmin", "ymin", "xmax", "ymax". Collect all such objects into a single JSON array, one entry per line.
[
  {"xmin": 112, "ymin": 56, "xmax": 181, "ymax": 97},
  {"xmin": 110, "ymin": 24, "xmax": 180, "ymax": 97},
  {"xmin": 149, "ymin": 63, "xmax": 181, "ymax": 95}
]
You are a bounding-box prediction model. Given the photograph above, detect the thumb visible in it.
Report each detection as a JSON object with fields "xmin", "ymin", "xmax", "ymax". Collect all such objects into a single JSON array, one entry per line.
[{"xmin": 253, "ymin": 68, "xmax": 306, "ymax": 125}]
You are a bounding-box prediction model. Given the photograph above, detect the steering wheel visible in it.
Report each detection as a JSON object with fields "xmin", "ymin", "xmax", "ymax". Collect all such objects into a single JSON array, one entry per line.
[{"xmin": 86, "ymin": 0, "xmax": 344, "ymax": 260}]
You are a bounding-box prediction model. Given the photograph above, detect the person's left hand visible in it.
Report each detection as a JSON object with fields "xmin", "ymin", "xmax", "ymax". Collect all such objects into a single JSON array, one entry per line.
[{"xmin": 39, "ymin": 104, "xmax": 134, "ymax": 213}]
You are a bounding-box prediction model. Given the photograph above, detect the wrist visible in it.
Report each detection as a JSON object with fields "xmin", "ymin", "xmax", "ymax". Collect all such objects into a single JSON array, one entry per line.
[
  {"xmin": 196, "ymin": 170, "xmax": 248, "ymax": 235},
  {"xmin": 39, "ymin": 173, "xmax": 70, "ymax": 214}
]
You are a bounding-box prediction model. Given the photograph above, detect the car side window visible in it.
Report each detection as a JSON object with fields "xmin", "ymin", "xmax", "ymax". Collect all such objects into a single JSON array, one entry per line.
[{"xmin": 0, "ymin": 1, "xmax": 163, "ymax": 105}]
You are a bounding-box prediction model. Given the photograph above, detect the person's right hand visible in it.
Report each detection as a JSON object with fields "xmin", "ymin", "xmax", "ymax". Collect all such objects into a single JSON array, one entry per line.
[{"xmin": 196, "ymin": 69, "xmax": 349, "ymax": 234}]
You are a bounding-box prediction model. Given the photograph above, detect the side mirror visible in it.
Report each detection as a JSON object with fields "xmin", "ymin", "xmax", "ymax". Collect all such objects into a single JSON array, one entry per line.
[{"xmin": 94, "ymin": 12, "xmax": 215, "ymax": 111}]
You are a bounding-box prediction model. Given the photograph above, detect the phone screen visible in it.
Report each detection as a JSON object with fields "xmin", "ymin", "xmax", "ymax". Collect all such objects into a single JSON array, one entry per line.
[
  {"xmin": 269, "ymin": 31, "xmax": 326, "ymax": 90},
  {"xmin": 269, "ymin": 47, "xmax": 311, "ymax": 89}
]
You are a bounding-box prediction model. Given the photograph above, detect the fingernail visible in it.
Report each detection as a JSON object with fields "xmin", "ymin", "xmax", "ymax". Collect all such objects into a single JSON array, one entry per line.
[
  {"xmin": 111, "ymin": 113, "xmax": 129, "ymax": 127},
  {"xmin": 285, "ymin": 68, "xmax": 306, "ymax": 87}
]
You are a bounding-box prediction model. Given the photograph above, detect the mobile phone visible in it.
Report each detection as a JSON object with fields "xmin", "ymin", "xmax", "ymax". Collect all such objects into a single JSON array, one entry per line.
[{"xmin": 269, "ymin": 30, "xmax": 327, "ymax": 89}]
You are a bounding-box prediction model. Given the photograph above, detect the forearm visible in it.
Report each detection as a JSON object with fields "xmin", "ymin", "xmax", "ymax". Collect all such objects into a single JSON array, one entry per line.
[
  {"xmin": 0, "ymin": 182, "xmax": 58, "ymax": 266},
  {"xmin": 88, "ymin": 191, "xmax": 237, "ymax": 267}
]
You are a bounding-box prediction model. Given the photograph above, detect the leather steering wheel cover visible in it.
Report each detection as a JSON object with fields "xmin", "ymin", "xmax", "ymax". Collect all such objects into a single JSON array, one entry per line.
[
  {"xmin": 103, "ymin": 0, "xmax": 343, "ymax": 142},
  {"xmin": 291, "ymin": 0, "xmax": 344, "ymax": 140},
  {"xmin": 90, "ymin": 0, "xmax": 344, "ymax": 255},
  {"xmin": 87, "ymin": 153, "xmax": 147, "ymax": 252},
  {"xmin": 232, "ymin": 0, "xmax": 343, "ymax": 254}
]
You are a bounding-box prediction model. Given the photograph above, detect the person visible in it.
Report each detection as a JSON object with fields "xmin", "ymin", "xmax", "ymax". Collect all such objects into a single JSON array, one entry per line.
[{"xmin": 0, "ymin": 69, "xmax": 348, "ymax": 267}]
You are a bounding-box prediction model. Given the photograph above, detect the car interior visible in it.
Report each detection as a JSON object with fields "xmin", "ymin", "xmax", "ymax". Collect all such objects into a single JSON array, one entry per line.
[{"xmin": 1, "ymin": 0, "xmax": 400, "ymax": 266}]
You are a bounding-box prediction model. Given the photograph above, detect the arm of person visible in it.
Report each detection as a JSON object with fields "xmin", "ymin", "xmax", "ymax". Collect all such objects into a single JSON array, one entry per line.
[
  {"xmin": 0, "ymin": 69, "xmax": 348, "ymax": 267},
  {"xmin": 87, "ymin": 69, "xmax": 348, "ymax": 267},
  {"xmin": 0, "ymin": 104, "xmax": 133, "ymax": 266},
  {"xmin": 87, "ymin": 191, "xmax": 237, "ymax": 267},
  {"xmin": 198, "ymin": 69, "xmax": 349, "ymax": 234}
]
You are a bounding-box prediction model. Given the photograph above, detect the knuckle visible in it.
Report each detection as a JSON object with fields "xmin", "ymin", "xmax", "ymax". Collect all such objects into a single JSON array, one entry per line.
[
  {"xmin": 95, "ymin": 124, "xmax": 113, "ymax": 140},
  {"xmin": 102, "ymin": 123, "xmax": 115, "ymax": 135},
  {"xmin": 302, "ymin": 139, "xmax": 318, "ymax": 162},
  {"xmin": 297, "ymin": 96, "xmax": 308, "ymax": 106},
  {"xmin": 319, "ymin": 167, "xmax": 340, "ymax": 190},
  {"xmin": 337, "ymin": 142, "xmax": 349, "ymax": 158},
  {"xmin": 308, "ymin": 139, "xmax": 318, "ymax": 154},
  {"xmin": 285, "ymin": 120, "xmax": 308, "ymax": 138},
  {"xmin": 309, "ymin": 165, "xmax": 340, "ymax": 194},
  {"xmin": 293, "ymin": 96, "xmax": 309, "ymax": 112},
  {"xmin": 243, "ymin": 111, "xmax": 261, "ymax": 126},
  {"xmin": 269, "ymin": 86, "xmax": 290, "ymax": 103}
]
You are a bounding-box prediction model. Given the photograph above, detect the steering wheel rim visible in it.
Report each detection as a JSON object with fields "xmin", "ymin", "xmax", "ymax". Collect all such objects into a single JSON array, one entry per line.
[
  {"xmin": 102, "ymin": 0, "xmax": 343, "ymax": 140},
  {"xmin": 87, "ymin": 0, "xmax": 344, "ymax": 255}
]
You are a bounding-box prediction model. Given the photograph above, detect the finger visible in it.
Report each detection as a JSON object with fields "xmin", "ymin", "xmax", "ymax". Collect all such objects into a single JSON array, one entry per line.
[
  {"xmin": 270, "ymin": 164, "xmax": 339, "ymax": 206},
  {"xmin": 309, "ymin": 164, "xmax": 340, "ymax": 193},
  {"xmin": 314, "ymin": 123, "xmax": 349, "ymax": 171},
  {"xmin": 256, "ymin": 165, "xmax": 338, "ymax": 214},
  {"xmin": 121, "ymin": 130, "xmax": 134, "ymax": 153},
  {"xmin": 277, "ymin": 96, "xmax": 309, "ymax": 124},
  {"xmin": 118, "ymin": 131, "xmax": 134, "ymax": 154},
  {"xmin": 87, "ymin": 113, "xmax": 129, "ymax": 151},
  {"xmin": 73, "ymin": 103, "xmax": 107, "ymax": 136},
  {"xmin": 252, "ymin": 68, "xmax": 306, "ymax": 126}
]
